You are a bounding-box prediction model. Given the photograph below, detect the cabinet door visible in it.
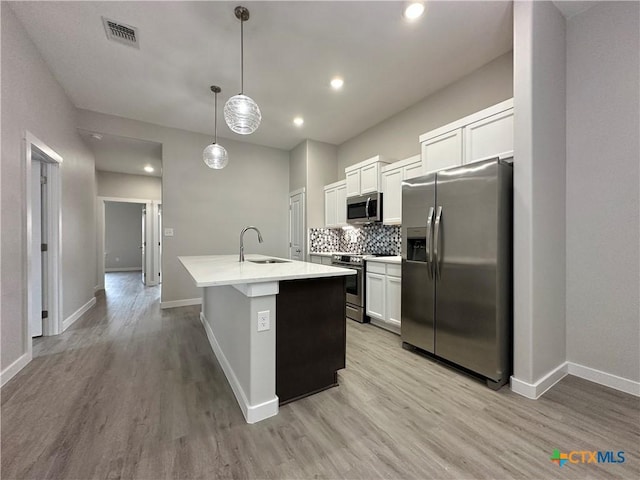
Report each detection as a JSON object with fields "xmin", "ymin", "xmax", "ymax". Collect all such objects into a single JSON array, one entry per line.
[
  {"xmin": 335, "ymin": 183, "xmax": 347, "ymax": 226},
  {"xmin": 360, "ymin": 164, "xmax": 379, "ymax": 194},
  {"xmin": 346, "ymin": 170, "xmax": 361, "ymax": 197},
  {"xmin": 381, "ymin": 167, "xmax": 402, "ymax": 225},
  {"xmin": 403, "ymin": 161, "xmax": 423, "ymax": 180},
  {"xmin": 309, "ymin": 255, "xmax": 322, "ymax": 264},
  {"xmin": 421, "ymin": 129, "xmax": 463, "ymax": 173},
  {"xmin": 324, "ymin": 188, "xmax": 337, "ymax": 227},
  {"xmin": 366, "ymin": 272, "xmax": 385, "ymax": 320},
  {"xmin": 463, "ymin": 109, "xmax": 513, "ymax": 164},
  {"xmin": 386, "ymin": 275, "xmax": 402, "ymax": 328}
]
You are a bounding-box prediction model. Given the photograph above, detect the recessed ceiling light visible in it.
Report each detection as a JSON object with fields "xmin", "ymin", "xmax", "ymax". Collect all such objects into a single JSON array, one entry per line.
[
  {"xmin": 293, "ymin": 117, "xmax": 304, "ymax": 127},
  {"xmin": 330, "ymin": 77, "xmax": 344, "ymax": 90},
  {"xmin": 90, "ymin": 133, "xmax": 103, "ymax": 140},
  {"xmin": 144, "ymin": 165, "xmax": 154, "ymax": 173},
  {"xmin": 403, "ymin": 1, "xmax": 425, "ymax": 20}
]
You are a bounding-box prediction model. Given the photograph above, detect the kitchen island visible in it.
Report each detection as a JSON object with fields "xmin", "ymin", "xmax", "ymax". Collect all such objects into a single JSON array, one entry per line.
[{"xmin": 179, "ymin": 254, "xmax": 356, "ymax": 423}]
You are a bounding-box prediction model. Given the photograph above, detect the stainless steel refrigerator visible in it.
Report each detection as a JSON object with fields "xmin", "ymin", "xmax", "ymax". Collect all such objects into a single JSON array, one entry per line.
[{"xmin": 401, "ymin": 158, "xmax": 512, "ymax": 389}]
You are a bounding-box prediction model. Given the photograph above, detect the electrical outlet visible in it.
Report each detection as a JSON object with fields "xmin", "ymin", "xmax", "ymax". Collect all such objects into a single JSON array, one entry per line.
[
  {"xmin": 257, "ymin": 310, "xmax": 270, "ymax": 332},
  {"xmin": 164, "ymin": 228, "xmax": 174, "ymax": 237}
]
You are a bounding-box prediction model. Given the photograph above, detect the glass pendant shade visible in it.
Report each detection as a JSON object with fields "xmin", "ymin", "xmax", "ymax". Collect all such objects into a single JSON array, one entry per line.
[
  {"xmin": 224, "ymin": 94, "xmax": 261, "ymax": 135},
  {"xmin": 203, "ymin": 143, "xmax": 228, "ymax": 169}
]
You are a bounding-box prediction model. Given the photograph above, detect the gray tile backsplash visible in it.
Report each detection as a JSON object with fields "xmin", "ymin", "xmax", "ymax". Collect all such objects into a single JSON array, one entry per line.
[{"xmin": 309, "ymin": 224, "xmax": 401, "ymax": 255}]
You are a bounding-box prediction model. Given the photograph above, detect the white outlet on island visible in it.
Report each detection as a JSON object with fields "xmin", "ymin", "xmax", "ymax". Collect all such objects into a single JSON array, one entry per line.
[{"xmin": 257, "ymin": 310, "xmax": 270, "ymax": 331}]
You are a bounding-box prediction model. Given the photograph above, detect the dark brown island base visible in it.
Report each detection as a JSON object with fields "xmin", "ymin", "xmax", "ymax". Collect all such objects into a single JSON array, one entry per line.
[{"xmin": 276, "ymin": 276, "xmax": 346, "ymax": 404}]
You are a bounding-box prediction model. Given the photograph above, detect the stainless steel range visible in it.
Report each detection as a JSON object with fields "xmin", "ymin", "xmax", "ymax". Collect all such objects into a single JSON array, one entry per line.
[
  {"xmin": 331, "ymin": 254, "xmax": 366, "ymax": 323},
  {"xmin": 331, "ymin": 253, "xmax": 396, "ymax": 323}
]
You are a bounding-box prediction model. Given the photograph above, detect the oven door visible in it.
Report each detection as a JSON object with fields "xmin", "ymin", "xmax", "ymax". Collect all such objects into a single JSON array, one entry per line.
[{"xmin": 344, "ymin": 265, "xmax": 363, "ymax": 307}]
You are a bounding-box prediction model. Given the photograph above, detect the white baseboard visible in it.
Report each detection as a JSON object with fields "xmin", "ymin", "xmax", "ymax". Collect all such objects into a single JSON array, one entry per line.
[
  {"xmin": 510, "ymin": 362, "xmax": 568, "ymax": 399},
  {"xmin": 199, "ymin": 312, "xmax": 278, "ymax": 424},
  {"xmin": 94, "ymin": 284, "xmax": 104, "ymax": 294},
  {"xmin": 567, "ymin": 362, "xmax": 640, "ymax": 397},
  {"xmin": 160, "ymin": 298, "xmax": 202, "ymax": 309},
  {"xmin": 63, "ymin": 297, "xmax": 96, "ymax": 331},
  {"xmin": 1, "ymin": 351, "xmax": 32, "ymax": 387},
  {"xmin": 105, "ymin": 267, "xmax": 142, "ymax": 272}
]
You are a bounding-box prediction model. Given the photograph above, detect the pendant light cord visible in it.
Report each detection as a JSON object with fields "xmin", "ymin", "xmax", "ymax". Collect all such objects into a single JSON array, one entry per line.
[
  {"xmin": 214, "ymin": 90, "xmax": 218, "ymax": 144},
  {"xmin": 240, "ymin": 17, "xmax": 244, "ymax": 94}
]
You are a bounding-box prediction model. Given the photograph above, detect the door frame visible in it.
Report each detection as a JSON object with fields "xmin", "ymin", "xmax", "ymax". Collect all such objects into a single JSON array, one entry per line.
[
  {"xmin": 24, "ymin": 131, "xmax": 63, "ymax": 345},
  {"xmin": 288, "ymin": 188, "xmax": 306, "ymax": 260},
  {"xmin": 97, "ymin": 197, "xmax": 160, "ymax": 289}
]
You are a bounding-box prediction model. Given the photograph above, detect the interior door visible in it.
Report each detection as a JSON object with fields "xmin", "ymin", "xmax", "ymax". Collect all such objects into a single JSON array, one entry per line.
[
  {"xmin": 157, "ymin": 204, "xmax": 162, "ymax": 284},
  {"xmin": 30, "ymin": 160, "xmax": 43, "ymax": 337},
  {"xmin": 141, "ymin": 206, "xmax": 146, "ymax": 284},
  {"xmin": 289, "ymin": 192, "xmax": 305, "ymax": 260},
  {"xmin": 401, "ymin": 173, "xmax": 436, "ymax": 353},
  {"xmin": 434, "ymin": 160, "xmax": 500, "ymax": 379}
]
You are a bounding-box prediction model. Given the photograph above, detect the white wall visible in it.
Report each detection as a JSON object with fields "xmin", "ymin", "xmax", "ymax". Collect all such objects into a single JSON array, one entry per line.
[
  {"xmin": 512, "ymin": 0, "xmax": 567, "ymax": 392},
  {"xmin": 306, "ymin": 140, "xmax": 338, "ymax": 229},
  {"xmin": 337, "ymin": 52, "xmax": 513, "ymax": 172},
  {"xmin": 97, "ymin": 171, "xmax": 161, "ymax": 201},
  {"xmin": 105, "ymin": 202, "xmax": 143, "ymax": 270},
  {"xmin": 78, "ymin": 110, "xmax": 290, "ymax": 304},
  {"xmin": 566, "ymin": 2, "xmax": 640, "ymax": 383},
  {"xmin": 1, "ymin": 5, "xmax": 96, "ymax": 373}
]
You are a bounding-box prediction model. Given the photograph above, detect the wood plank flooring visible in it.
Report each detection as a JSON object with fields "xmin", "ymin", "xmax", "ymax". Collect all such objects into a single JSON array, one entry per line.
[{"xmin": 2, "ymin": 272, "xmax": 639, "ymax": 479}]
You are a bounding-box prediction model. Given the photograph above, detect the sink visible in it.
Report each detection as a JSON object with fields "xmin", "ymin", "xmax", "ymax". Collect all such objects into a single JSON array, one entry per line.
[{"xmin": 248, "ymin": 258, "xmax": 291, "ymax": 264}]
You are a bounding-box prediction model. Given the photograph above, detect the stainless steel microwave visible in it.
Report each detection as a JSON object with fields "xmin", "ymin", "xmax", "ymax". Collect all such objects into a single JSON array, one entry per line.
[{"xmin": 347, "ymin": 192, "xmax": 383, "ymax": 225}]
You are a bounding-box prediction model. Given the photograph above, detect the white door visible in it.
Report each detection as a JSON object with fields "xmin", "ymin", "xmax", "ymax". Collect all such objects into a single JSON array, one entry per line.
[
  {"xmin": 335, "ymin": 183, "xmax": 347, "ymax": 226},
  {"xmin": 382, "ymin": 167, "xmax": 402, "ymax": 225},
  {"xmin": 324, "ymin": 187, "xmax": 336, "ymax": 227},
  {"xmin": 157, "ymin": 204, "xmax": 162, "ymax": 284},
  {"xmin": 360, "ymin": 163, "xmax": 379, "ymax": 194},
  {"xmin": 386, "ymin": 275, "xmax": 402, "ymax": 327},
  {"xmin": 421, "ymin": 129, "xmax": 463, "ymax": 173},
  {"xmin": 141, "ymin": 206, "xmax": 146, "ymax": 284},
  {"xmin": 289, "ymin": 191, "xmax": 305, "ymax": 260},
  {"xmin": 463, "ymin": 109, "xmax": 514, "ymax": 164},
  {"xmin": 365, "ymin": 272, "xmax": 385, "ymax": 320},
  {"xmin": 30, "ymin": 161, "xmax": 43, "ymax": 337}
]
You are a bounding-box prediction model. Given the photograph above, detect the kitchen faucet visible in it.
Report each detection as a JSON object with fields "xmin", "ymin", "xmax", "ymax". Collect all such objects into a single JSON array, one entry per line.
[{"xmin": 239, "ymin": 226, "xmax": 263, "ymax": 262}]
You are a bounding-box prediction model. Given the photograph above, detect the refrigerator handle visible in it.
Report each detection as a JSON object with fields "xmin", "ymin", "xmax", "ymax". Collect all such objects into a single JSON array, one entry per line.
[
  {"xmin": 426, "ymin": 207, "xmax": 435, "ymax": 278},
  {"xmin": 433, "ymin": 206, "xmax": 443, "ymax": 279}
]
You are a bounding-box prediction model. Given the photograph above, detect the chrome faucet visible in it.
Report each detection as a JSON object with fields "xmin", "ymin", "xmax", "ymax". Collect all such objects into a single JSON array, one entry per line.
[{"xmin": 239, "ymin": 226, "xmax": 263, "ymax": 262}]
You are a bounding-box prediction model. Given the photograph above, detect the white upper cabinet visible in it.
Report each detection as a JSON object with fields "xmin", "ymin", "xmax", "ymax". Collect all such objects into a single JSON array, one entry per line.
[
  {"xmin": 419, "ymin": 98, "xmax": 514, "ymax": 174},
  {"xmin": 381, "ymin": 155, "xmax": 422, "ymax": 225},
  {"xmin": 421, "ymin": 129, "xmax": 463, "ymax": 173},
  {"xmin": 344, "ymin": 155, "xmax": 391, "ymax": 197},
  {"xmin": 463, "ymin": 108, "xmax": 514, "ymax": 164},
  {"xmin": 324, "ymin": 180, "xmax": 347, "ymax": 228}
]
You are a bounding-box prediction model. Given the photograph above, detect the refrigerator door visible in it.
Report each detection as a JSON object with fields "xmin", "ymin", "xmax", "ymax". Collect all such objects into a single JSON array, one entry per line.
[
  {"xmin": 401, "ymin": 173, "xmax": 436, "ymax": 353},
  {"xmin": 434, "ymin": 159, "xmax": 510, "ymax": 381}
]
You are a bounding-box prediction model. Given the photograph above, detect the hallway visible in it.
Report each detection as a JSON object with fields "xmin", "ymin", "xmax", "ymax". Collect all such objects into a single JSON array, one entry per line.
[{"xmin": 2, "ymin": 273, "xmax": 639, "ymax": 479}]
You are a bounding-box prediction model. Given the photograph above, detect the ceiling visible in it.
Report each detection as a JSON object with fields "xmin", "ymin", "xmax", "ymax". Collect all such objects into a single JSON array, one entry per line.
[
  {"xmin": 79, "ymin": 130, "xmax": 162, "ymax": 177},
  {"xmin": 11, "ymin": 1, "xmax": 513, "ymax": 151},
  {"xmin": 552, "ymin": 1, "xmax": 597, "ymax": 19}
]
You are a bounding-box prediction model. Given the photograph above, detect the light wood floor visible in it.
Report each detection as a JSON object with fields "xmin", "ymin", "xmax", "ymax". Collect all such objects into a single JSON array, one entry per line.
[{"xmin": 2, "ymin": 272, "xmax": 638, "ymax": 479}]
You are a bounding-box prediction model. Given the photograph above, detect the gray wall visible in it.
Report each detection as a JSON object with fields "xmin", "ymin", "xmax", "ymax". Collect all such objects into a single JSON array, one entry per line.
[
  {"xmin": 97, "ymin": 171, "xmax": 162, "ymax": 201},
  {"xmin": 306, "ymin": 140, "xmax": 338, "ymax": 229},
  {"xmin": 337, "ymin": 52, "xmax": 513, "ymax": 172},
  {"xmin": 513, "ymin": 0, "xmax": 567, "ymax": 385},
  {"xmin": 289, "ymin": 141, "xmax": 307, "ymax": 193},
  {"xmin": 1, "ymin": 5, "xmax": 96, "ymax": 371},
  {"xmin": 78, "ymin": 110, "xmax": 290, "ymax": 304},
  {"xmin": 566, "ymin": 2, "xmax": 640, "ymax": 382},
  {"xmin": 105, "ymin": 202, "xmax": 143, "ymax": 270}
]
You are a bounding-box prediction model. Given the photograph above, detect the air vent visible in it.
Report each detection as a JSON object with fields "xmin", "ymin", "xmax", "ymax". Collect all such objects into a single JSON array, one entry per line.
[{"xmin": 102, "ymin": 17, "xmax": 139, "ymax": 49}]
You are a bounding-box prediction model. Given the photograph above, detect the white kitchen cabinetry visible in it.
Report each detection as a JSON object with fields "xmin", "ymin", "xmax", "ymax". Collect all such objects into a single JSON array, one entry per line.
[
  {"xmin": 381, "ymin": 155, "xmax": 423, "ymax": 225},
  {"xmin": 324, "ymin": 180, "xmax": 347, "ymax": 228},
  {"xmin": 420, "ymin": 98, "xmax": 513, "ymax": 174},
  {"xmin": 344, "ymin": 155, "xmax": 391, "ymax": 197},
  {"xmin": 309, "ymin": 254, "xmax": 332, "ymax": 265},
  {"xmin": 366, "ymin": 260, "xmax": 401, "ymax": 334},
  {"xmin": 463, "ymin": 109, "xmax": 514, "ymax": 164}
]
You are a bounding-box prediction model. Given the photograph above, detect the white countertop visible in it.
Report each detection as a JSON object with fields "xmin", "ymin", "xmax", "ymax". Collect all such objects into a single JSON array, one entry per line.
[
  {"xmin": 365, "ymin": 255, "xmax": 401, "ymax": 264},
  {"xmin": 179, "ymin": 254, "xmax": 356, "ymax": 287}
]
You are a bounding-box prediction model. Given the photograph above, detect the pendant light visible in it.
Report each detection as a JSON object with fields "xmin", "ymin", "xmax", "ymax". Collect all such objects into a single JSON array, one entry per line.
[
  {"xmin": 203, "ymin": 85, "xmax": 229, "ymax": 169},
  {"xmin": 224, "ymin": 6, "xmax": 261, "ymax": 135}
]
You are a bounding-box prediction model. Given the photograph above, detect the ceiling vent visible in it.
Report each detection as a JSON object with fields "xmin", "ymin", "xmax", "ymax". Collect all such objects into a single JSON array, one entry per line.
[{"xmin": 102, "ymin": 17, "xmax": 139, "ymax": 49}]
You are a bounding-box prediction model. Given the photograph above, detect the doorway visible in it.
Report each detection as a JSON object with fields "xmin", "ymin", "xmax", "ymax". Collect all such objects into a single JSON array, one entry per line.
[
  {"xmin": 24, "ymin": 132, "xmax": 62, "ymax": 344},
  {"xmin": 97, "ymin": 197, "xmax": 161, "ymax": 290},
  {"xmin": 289, "ymin": 188, "xmax": 306, "ymax": 261}
]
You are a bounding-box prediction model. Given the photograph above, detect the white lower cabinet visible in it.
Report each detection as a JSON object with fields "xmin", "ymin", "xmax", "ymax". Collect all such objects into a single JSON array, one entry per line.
[
  {"xmin": 366, "ymin": 261, "xmax": 401, "ymax": 334},
  {"xmin": 310, "ymin": 254, "xmax": 332, "ymax": 265}
]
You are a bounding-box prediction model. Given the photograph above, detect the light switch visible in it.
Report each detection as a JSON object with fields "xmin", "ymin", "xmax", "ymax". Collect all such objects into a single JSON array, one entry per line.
[
  {"xmin": 257, "ymin": 310, "xmax": 270, "ymax": 332},
  {"xmin": 164, "ymin": 228, "xmax": 174, "ymax": 237}
]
